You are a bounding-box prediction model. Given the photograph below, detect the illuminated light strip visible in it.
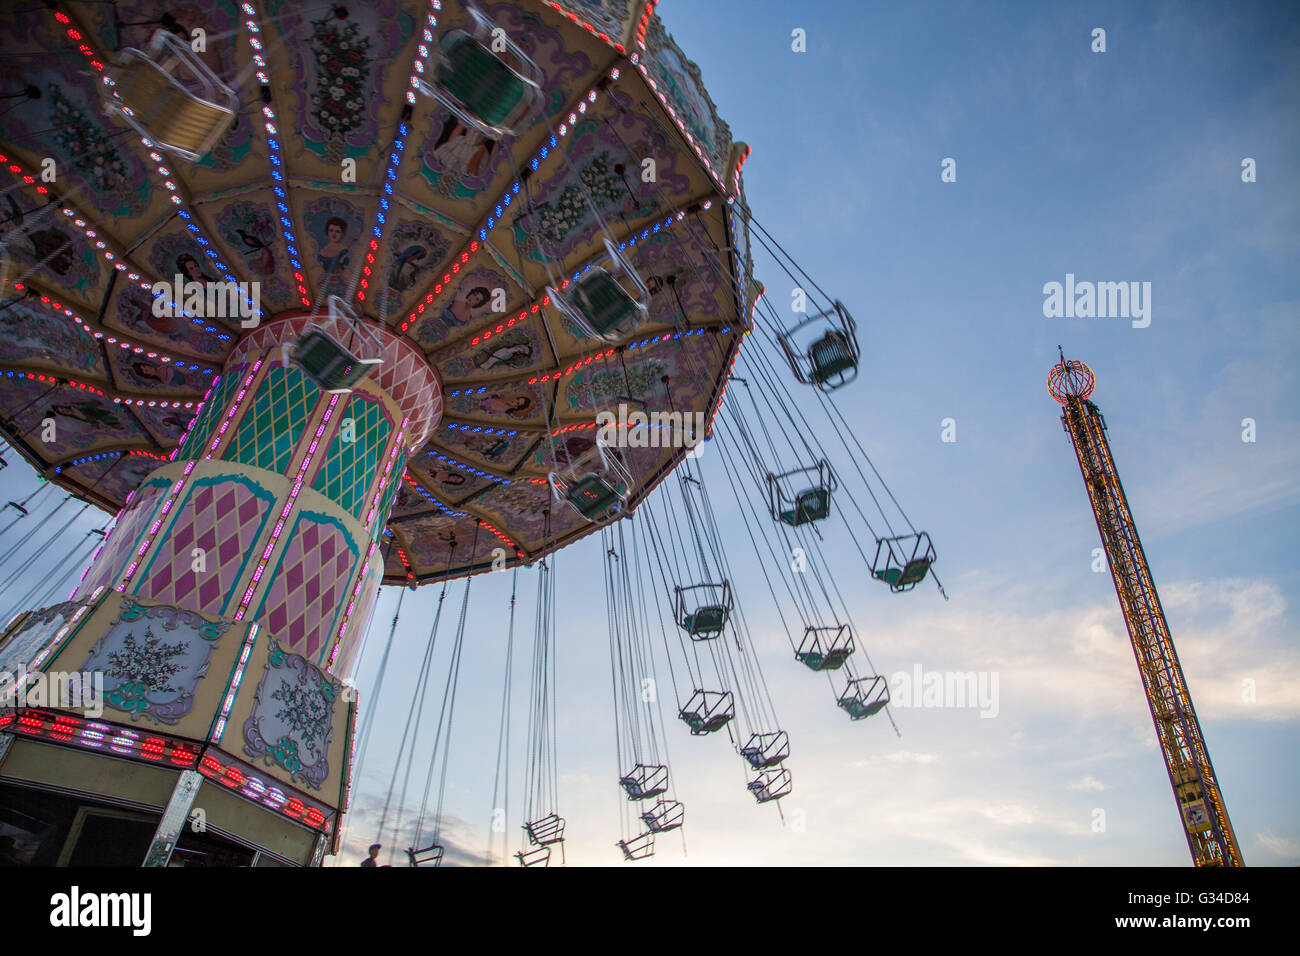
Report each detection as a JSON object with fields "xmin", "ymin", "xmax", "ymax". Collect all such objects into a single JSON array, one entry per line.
[
  {"xmin": 171, "ymin": 374, "xmax": 219, "ymax": 462},
  {"xmin": 116, "ymin": 475, "xmax": 190, "ymax": 592},
  {"xmin": 25, "ymin": 291, "xmax": 214, "ymax": 373},
  {"xmin": 115, "ymin": 396, "xmax": 198, "ymax": 409},
  {"xmin": 426, "ymin": 449, "xmax": 509, "ymax": 484},
  {"xmin": 241, "ymin": 3, "xmax": 310, "ymax": 308},
  {"xmin": 359, "ymin": 3, "xmax": 439, "ymax": 302},
  {"xmin": 543, "ymin": 0, "xmax": 625, "ymax": 51},
  {"xmin": 196, "ymin": 753, "xmax": 329, "ymax": 831},
  {"xmin": 211, "ymin": 622, "xmax": 260, "ymax": 744},
  {"xmin": 206, "ymin": 360, "xmax": 263, "ymax": 460},
  {"xmin": 395, "ymin": 546, "xmax": 415, "ymax": 583},
  {"xmin": 634, "ymin": 0, "xmax": 658, "ymax": 50},
  {"xmin": 234, "ymin": 393, "xmax": 341, "ymax": 621},
  {"xmin": 363, "ymin": 419, "xmax": 408, "ymax": 528},
  {"xmin": 400, "ymin": 471, "xmax": 468, "ymax": 517},
  {"xmin": 442, "ymin": 421, "xmax": 519, "ymax": 437},
  {"xmin": 478, "ymin": 518, "xmax": 520, "ymax": 553},
  {"xmin": 5, "ymin": 708, "xmax": 199, "ymax": 767},
  {"xmin": 329, "ymin": 538, "xmax": 379, "ymax": 670},
  {"xmin": 526, "ymin": 348, "xmax": 615, "ymax": 386},
  {"xmin": 0, "ymin": 152, "xmax": 143, "ymax": 284},
  {"xmin": 53, "ymin": 449, "xmax": 168, "ymax": 475},
  {"xmin": 1, "ymin": 368, "xmax": 104, "ymax": 396},
  {"xmin": 400, "ymin": 241, "xmax": 484, "ymax": 332}
]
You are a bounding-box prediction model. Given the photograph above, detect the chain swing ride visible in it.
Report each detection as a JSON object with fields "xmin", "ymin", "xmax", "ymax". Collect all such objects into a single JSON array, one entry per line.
[{"xmin": 0, "ymin": 0, "xmax": 943, "ymax": 867}]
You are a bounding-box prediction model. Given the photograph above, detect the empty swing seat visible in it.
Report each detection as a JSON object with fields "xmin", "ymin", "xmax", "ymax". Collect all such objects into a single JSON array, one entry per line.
[
  {"xmin": 567, "ymin": 473, "xmax": 626, "ymax": 521},
  {"xmin": 524, "ymin": 813, "xmax": 565, "ymax": 847},
  {"xmin": 617, "ymin": 831, "xmax": 655, "ymax": 861},
  {"xmin": 436, "ymin": 32, "xmax": 530, "ymax": 129},
  {"xmin": 871, "ymin": 533, "xmax": 937, "ymax": 593},
  {"xmin": 676, "ymin": 581, "xmax": 733, "ymax": 640},
  {"xmin": 795, "ymin": 624, "xmax": 854, "ymax": 672},
  {"xmin": 740, "ymin": 731, "xmax": 790, "ymax": 770},
  {"xmin": 107, "ymin": 30, "xmax": 238, "ymax": 161},
  {"xmin": 406, "ymin": 842, "xmax": 444, "ymax": 867},
  {"xmin": 620, "ymin": 763, "xmax": 668, "ymax": 801},
  {"xmin": 682, "ymin": 605, "xmax": 727, "ymax": 638},
  {"xmin": 678, "ymin": 690, "xmax": 734, "ymax": 736},
  {"xmin": 776, "ymin": 301, "xmax": 860, "ymax": 393},
  {"xmin": 838, "ymin": 675, "xmax": 890, "ymax": 721},
  {"xmin": 779, "ymin": 487, "xmax": 831, "ymax": 526},
  {"xmin": 873, "ymin": 558, "xmax": 931, "ymax": 588},
  {"xmin": 292, "ymin": 329, "xmax": 383, "ymax": 394},
  {"xmin": 748, "ymin": 767, "xmax": 792, "ymax": 804},
  {"xmin": 515, "ymin": 846, "xmax": 551, "ymax": 867},
  {"xmin": 550, "ymin": 443, "xmax": 634, "ymax": 524},
  {"xmin": 808, "ymin": 331, "xmax": 857, "ymax": 386},
  {"xmin": 769, "ymin": 461, "xmax": 837, "ymax": 528},
  {"xmin": 641, "ymin": 799, "xmax": 684, "ymax": 833},
  {"xmin": 571, "ymin": 269, "xmax": 642, "ymax": 338}
]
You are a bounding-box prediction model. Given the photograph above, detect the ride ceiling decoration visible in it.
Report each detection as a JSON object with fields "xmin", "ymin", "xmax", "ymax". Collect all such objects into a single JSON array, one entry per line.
[{"xmin": 0, "ymin": 0, "xmax": 750, "ymax": 584}]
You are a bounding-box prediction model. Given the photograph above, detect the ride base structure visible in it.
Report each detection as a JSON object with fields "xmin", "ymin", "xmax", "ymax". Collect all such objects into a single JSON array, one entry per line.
[{"xmin": 0, "ymin": 317, "xmax": 440, "ymax": 866}]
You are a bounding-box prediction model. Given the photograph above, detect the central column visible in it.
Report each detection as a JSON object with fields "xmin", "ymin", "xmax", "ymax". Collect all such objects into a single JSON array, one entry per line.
[{"xmin": 78, "ymin": 314, "xmax": 441, "ymax": 670}]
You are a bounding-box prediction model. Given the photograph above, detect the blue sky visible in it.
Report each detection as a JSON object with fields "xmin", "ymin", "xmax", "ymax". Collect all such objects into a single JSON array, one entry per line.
[{"xmin": 3, "ymin": 0, "xmax": 1297, "ymax": 866}]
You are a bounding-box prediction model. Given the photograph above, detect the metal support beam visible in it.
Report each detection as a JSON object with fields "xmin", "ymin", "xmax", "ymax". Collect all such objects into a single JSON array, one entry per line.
[{"xmin": 142, "ymin": 769, "xmax": 202, "ymax": 867}]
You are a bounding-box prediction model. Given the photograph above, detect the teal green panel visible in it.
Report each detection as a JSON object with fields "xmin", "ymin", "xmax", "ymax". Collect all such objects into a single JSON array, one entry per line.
[
  {"xmin": 177, "ymin": 363, "xmax": 246, "ymax": 460},
  {"xmin": 225, "ymin": 365, "xmax": 320, "ymax": 474},
  {"xmin": 311, "ymin": 394, "xmax": 392, "ymax": 520}
]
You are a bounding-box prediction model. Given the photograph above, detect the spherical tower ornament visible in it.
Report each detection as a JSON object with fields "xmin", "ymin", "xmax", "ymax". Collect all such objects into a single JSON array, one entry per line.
[{"xmin": 1048, "ymin": 346, "xmax": 1095, "ymax": 404}]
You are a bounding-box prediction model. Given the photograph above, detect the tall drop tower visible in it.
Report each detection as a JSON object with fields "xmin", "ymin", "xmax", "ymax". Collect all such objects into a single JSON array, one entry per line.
[{"xmin": 1048, "ymin": 350, "xmax": 1243, "ymax": 867}]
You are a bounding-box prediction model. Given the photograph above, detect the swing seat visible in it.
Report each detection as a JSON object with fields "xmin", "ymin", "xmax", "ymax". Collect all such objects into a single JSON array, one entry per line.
[
  {"xmin": 620, "ymin": 764, "xmax": 668, "ymax": 801},
  {"xmin": 795, "ymin": 624, "xmax": 854, "ymax": 672},
  {"xmin": 679, "ymin": 710, "xmax": 732, "ymax": 735},
  {"xmin": 838, "ymin": 675, "xmax": 890, "ymax": 721},
  {"xmin": 291, "ymin": 329, "xmax": 383, "ymax": 394},
  {"xmin": 547, "ymin": 239, "xmax": 651, "ymax": 344},
  {"xmin": 406, "ymin": 842, "xmax": 444, "ymax": 867},
  {"xmin": 678, "ymin": 690, "xmax": 734, "ymax": 736},
  {"xmin": 839, "ymin": 696, "xmax": 888, "ymax": 720},
  {"xmin": 641, "ymin": 799, "xmax": 684, "ymax": 833},
  {"xmin": 873, "ymin": 557, "xmax": 930, "ymax": 588},
  {"xmin": 682, "ymin": 604, "xmax": 727, "ymax": 638},
  {"xmin": 566, "ymin": 474, "xmax": 626, "ymax": 521},
  {"xmin": 808, "ymin": 331, "xmax": 857, "ymax": 386},
  {"xmin": 436, "ymin": 32, "xmax": 529, "ymax": 129},
  {"xmin": 777, "ymin": 301, "xmax": 860, "ymax": 393},
  {"xmin": 617, "ymin": 832, "xmax": 655, "ymax": 861},
  {"xmin": 675, "ymin": 582, "xmax": 732, "ymax": 641},
  {"xmin": 516, "ymin": 846, "xmax": 551, "ymax": 866},
  {"xmin": 108, "ymin": 30, "xmax": 238, "ymax": 161},
  {"xmin": 871, "ymin": 533, "xmax": 937, "ymax": 593},
  {"xmin": 794, "ymin": 646, "xmax": 852, "ymax": 672},
  {"xmin": 740, "ymin": 731, "xmax": 790, "ymax": 769},
  {"xmin": 550, "ymin": 443, "xmax": 634, "ymax": 524},
  {"xmin": 779, "ymin": 487, "xmax": 831, "ymax": 526},
  {"xmin": 524, "ymin": 813, "xmax": 565, "ymax": 846},
  {"xmin": 747, "ymin": 767, "xmax": 792, "ymax": 804},
  {"xmin": 571, "ymin": 269, "xmax": 642, "ymax": 338}
]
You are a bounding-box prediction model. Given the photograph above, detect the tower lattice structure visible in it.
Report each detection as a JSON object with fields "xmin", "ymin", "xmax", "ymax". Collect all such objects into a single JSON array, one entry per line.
[{"xmin": 1049, "ymin": 352, "xmax": 1243, "ymax": 867}]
